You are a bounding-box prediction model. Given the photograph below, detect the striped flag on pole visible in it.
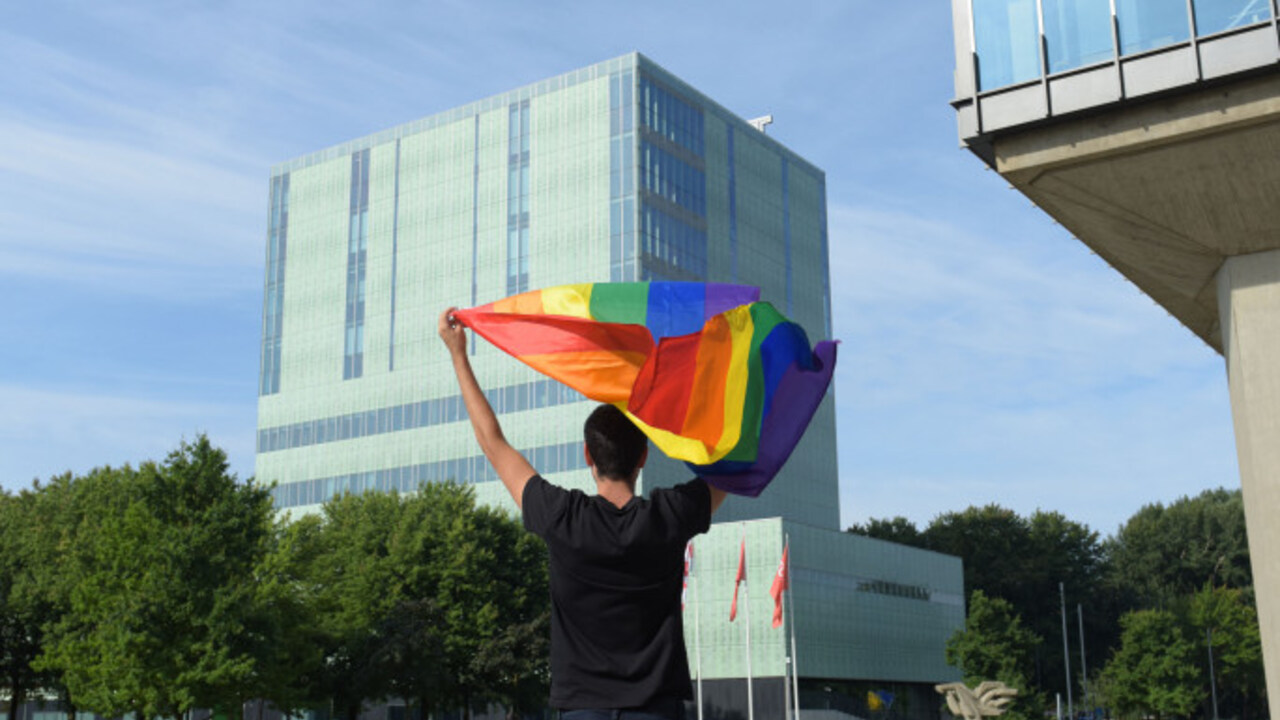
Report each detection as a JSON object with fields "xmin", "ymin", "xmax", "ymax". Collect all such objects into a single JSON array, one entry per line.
[
  {"xmin": 730, "ymin": 536, "xmax": 746, "ymax": 621},
  {"xmin": 682, "ymin": 541, "xmax": 695, "ymax": 610},
  {"xmin": 770, "ymin": 542, "xmax": 789, "ymax": 628}
]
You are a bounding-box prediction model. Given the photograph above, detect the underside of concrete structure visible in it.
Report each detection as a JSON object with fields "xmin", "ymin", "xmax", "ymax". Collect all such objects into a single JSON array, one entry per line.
[
  {"xmin": 950, "ymin": 0, "xmax": 1280, "ymax": 712},
  {"xmin": 993, "ymin": 74, "xmax": 1280, "ymax": 352}
]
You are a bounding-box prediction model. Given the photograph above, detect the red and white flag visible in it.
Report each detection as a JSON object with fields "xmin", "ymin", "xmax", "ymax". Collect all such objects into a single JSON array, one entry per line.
[
  {"xmin": 769, "ymin": 542, "xmax": 790, "ymax": 628},
  {"xmin": 729, "ymin": 536, "xmax": 746, "ymax": 621},
  {"xmin": 682, "ymin": 541, "xmax": 695, "ymax": 610}
]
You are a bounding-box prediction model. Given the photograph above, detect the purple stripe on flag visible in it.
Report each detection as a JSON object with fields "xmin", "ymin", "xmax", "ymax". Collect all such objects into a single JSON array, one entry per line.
[
  {"xmin": 703, "ymin": 283, "xmax": 761, "ymax": 319},
  {"xmin": 701, "ymin": 340, "xmax": 838, "ymax": 497}
]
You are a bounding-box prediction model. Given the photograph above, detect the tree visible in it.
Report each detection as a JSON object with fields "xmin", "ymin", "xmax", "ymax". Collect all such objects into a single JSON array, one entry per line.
[
  {"xmin": 1100, "ymin": 608, "xmax": 1203, "ymax": 720},
  {"xmin": 0, "ymin": 490, "xmax": 53, "ymax": 720},
  {"xmin": 294, "ymin": 481, "xmax": 550, "ymax": 720},
  {"xmin": 1107, "ymin": 488, "xmax": 1251, "ymax": 606},
  {"xmin": 290, "ymin": 490, "xmax": 406, "ymax": 720},
  {"xmin": 845, "ymin": 516, "xmax": 924, "ymax": 547},
  {"xmin": 921, "ymin": 506, "xmax": 1035, "ymax": 613},
  {"xmin": 945, "ymin": 590, "xmax": 1044, "ymax": 720},
  {"xmin": 440, "ymin": 503, "xmax": 548, "ymax": 718},
  {"xmin": 35, "ymin": 437, "xmax": 287, "ymax": 719},
  {"xmin": 1189, "ymin": 585, "xmax": 1264, "ymax": 720}
]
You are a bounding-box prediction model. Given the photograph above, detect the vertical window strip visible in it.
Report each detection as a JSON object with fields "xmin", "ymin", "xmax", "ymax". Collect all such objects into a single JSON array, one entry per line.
[
  {"xmin": 783, "ymin": 159, "xmax": 792, "ymax": 316},
  {"xmin": 635, "ymin": 73, "xmax": 706, "ymax": 285},
  {"xmin": 610, "ymin": 70, "xmax": 637, "ymax": 282},
  {"xmin": 344, "ymin": 149, "xmax": 370, "ymax": 380},
  {"xmin": 727, "ymin": 127, "xmax": 738, "ymax": 283},
  {"xmin": 259, "ymin": 172, "xmax": 289, "ymax": 396},
  {"xmin": 471, "ymin": 114, "xmax": 480, "ymax": 356},
  {"xmin": 389, "ymin": 139, "xmax": 401, "ymax": 371},
  {"xmin": 507, "ymin": 100, "xmax": 531, "ymax": 296},
  {"xmin": 819, "ymin": 177, "xmax": 832, "ymax": 339}
]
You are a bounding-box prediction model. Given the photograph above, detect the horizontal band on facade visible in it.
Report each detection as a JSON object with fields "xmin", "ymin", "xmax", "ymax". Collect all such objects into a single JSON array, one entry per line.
[{"xmin": 258, "ymin": 378, "xmax": 589, "ymax": 454}]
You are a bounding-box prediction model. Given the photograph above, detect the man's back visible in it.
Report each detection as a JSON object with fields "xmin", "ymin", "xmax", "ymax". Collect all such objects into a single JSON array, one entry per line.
[{"xmin": 523, "ymin": 475, "xmax": 711, "ymax": 710}]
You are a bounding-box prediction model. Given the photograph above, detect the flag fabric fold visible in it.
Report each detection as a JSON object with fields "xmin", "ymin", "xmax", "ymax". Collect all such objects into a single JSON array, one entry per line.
[
  {"xmin": 729, "ymin": 536, "xmax": 746, "ymax": 622},
  {"xmin": 453, "ymin": 281, "xmax": 837, "ymax": 496},
  {"xmin": 770, "ymin": 542, "xmax": 789, "ymax": 629}
]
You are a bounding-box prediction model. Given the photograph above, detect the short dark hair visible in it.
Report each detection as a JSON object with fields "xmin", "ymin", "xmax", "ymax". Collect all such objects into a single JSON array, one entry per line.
[{"xmin": 583, "ymin": 404, "xmax": 647, "ymax": 480}]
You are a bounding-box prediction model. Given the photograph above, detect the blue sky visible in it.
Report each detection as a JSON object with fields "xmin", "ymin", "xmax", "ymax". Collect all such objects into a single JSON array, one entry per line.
[{"xmin": 0, "ymin": 1, "xmax": 1238, "ymax": 537}]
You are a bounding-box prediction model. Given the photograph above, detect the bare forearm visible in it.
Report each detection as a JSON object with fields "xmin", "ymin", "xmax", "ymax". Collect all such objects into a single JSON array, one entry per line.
[
  {"xmin": 451, "ymin": 350, "xmax": 505, "ymax": 451},
  {"xmin": 439, "ymin": 306, "xmax": 536, "ymax": 506}
]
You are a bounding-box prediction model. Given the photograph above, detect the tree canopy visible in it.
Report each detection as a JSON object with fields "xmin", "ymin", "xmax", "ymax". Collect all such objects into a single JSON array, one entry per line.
[
  {"xmin": 5, "ymin": 436, "xmax": 550, "ymax": 720},
  {"xmin": 849, "ymin": 488, "xmax": 1258, "ymax": 720}
]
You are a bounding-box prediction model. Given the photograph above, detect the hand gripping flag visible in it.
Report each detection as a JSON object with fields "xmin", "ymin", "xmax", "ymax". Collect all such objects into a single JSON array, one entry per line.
[
  {"xmin": 452, "ymin": 282, "xmax": 838, "ymax": 496},
  {"xmin": 769, "ymin": 542, "xmax": 789, "ymax": 628}
]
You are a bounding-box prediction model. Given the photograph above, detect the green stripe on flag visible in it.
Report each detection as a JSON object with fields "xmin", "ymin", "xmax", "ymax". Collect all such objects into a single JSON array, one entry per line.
[{"xmin": 588, "ymin": 282, "xmax": 650, "ymax": 325}]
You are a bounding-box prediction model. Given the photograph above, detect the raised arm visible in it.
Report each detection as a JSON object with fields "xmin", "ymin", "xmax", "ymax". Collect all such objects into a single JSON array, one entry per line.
[
  {"xmin": 708, "ymin": 485, "xmax": 728, "ymax": 515},
  {"xmin": 439, "ymin": 308, "xmax": 536, "ymax": 508}
]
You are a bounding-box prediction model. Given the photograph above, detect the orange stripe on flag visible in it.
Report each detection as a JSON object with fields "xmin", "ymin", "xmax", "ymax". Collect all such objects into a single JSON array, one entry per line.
[
  {"xmin": 521, "ymin": 350, "xmax": 647, "ymax": 404},
  {"xmin": 681, "ymin": 314, "xmax": 733, "ymax": 451},
  {"xmin": 492, "ymin": 289, "xmax": 547, "ymax": 315}
]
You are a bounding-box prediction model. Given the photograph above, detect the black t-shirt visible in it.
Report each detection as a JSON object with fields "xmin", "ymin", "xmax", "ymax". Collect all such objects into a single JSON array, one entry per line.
[{"xmin": 522, "ymin": 474, "xmax": 712, "ymax": 710}]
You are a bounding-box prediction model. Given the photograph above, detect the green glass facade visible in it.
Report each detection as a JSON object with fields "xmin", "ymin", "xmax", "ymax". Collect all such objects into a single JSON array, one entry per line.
[{"xmin": 256, "ymin": 53, "xmax": 961, "ymax": 717}]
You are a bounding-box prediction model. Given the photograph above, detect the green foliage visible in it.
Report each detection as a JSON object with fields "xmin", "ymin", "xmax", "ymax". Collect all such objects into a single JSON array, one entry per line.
[
  {"xmin": 845, "ymin": 516, "xmax": 923, "ymax": 547},
  {"xmin": 291, "ymin": 481, "xmax": 549, "ymax": 720},
  {"xmin": 6, "ymin": 437, "xmax": 551, "ymax": 719},
  {"xmin": 945, "ymin": 590, "xmax": 1045, "ymax": 720},
  {"xmin": 925, "ymin": 506, "xmax": 1111, "ymax": 701},
  {"xmin": 32, "ymin": 437, "xmax": 286, "ymax": 719},
  {"xmin": 1188, "ymin": 585, "xmax": 1264, "ymax": 719},
  {"xmin": 922, "ymin": 506, "xmax": 1034, "ymax": 607},
  {"xmin": 1107, "ymin": 488, "xmax": 1251, "ymax": 606},
  {"xmin": 0, "ymin": 489, "xmax": 56, "ymax": 718},
  {"xmin": 1100, "ymin": 609, "xmax": 1203, "ymax": 720}
]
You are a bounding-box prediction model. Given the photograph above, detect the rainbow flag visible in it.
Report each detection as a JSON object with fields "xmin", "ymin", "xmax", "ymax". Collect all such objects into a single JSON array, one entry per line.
[{"xmin": 453, "ymin": 282, "xmax": 837, "ymax": 496}]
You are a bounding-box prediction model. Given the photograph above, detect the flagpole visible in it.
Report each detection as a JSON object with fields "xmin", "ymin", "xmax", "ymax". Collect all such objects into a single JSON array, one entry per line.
[
  {"xmin": 787, "ymin": 533, "xmax": 800, "ymax": 720},
  {"xmin": 743, "ymin": 524, "xmax": 755, "ymax": 720},
  {"xmin": 694, "ymin": 543, "xmax": 704, "ymax": 720}
]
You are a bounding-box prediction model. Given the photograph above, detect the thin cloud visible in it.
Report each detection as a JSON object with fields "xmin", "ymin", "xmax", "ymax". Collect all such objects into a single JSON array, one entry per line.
[
  {"xmin": 0, "ymin": 384, "xmax": 256, "ymax": 488},
  {"xmin": 828, "ymin": 201, "xmax": 1236, "ymax": 533}
]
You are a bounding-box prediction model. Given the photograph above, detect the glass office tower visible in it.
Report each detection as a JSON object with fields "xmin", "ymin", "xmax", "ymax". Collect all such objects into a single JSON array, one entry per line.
[
  {"xmin": 257, "ymin": 53, "xmax": 961, "ymax": 719},
  {"xmin": 257, "ymin": 53, "xmax": 836, "ymax": 527}
]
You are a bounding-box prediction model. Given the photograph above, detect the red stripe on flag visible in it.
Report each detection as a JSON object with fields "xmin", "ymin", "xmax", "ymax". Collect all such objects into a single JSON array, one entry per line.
[
  {"xmin": 454, "ymin": 310, "xmax": 654, "ymax": 357},
  {"xmin": 627, "ymin": 331, "xmax": 700, "ymax": 435}
]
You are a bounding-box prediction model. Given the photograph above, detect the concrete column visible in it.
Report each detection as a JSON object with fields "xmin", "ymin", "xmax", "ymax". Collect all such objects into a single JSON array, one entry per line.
[{"xmin": 1217, "ymin": 248, "xmax": 1280, "ymax": 710}]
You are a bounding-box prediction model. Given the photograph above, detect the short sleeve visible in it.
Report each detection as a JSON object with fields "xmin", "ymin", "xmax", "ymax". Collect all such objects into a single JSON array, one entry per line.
[
  {"xmin": 522, "ymin": 475, "xmax": 568, "ymax": 538},
  {"xmin": 654, "ymin": 478, "xmax": 712, "ymax": 541}
]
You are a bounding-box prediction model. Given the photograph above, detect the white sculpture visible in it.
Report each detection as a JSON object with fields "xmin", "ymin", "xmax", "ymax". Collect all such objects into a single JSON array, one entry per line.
[{"xmin": 935, "ymin": 681, "xmax": 1019, "ymax": 720}]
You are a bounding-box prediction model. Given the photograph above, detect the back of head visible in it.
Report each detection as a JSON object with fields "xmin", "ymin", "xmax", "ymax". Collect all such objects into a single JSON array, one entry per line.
[{"xmin": 583, "ymin": 404, "xmax": 648, "ymax": 481}]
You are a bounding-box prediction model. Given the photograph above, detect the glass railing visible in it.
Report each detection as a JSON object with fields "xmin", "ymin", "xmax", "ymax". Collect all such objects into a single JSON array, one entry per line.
[
  {"xmin": 972, "ymin": 0, "xmax": 1274, "ymax": 90},
  {"xmin": 1044, "ymin": 0, "xmax": 1114, "ymax": 72}
]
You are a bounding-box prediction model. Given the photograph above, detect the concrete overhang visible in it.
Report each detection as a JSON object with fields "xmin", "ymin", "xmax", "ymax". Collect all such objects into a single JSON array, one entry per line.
[{"xmin": 986, "ymin": 73, "xmax": 1280, "ymax": 353}]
